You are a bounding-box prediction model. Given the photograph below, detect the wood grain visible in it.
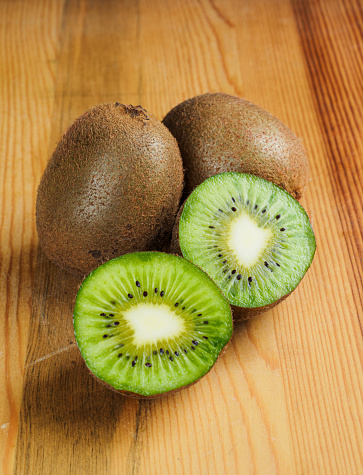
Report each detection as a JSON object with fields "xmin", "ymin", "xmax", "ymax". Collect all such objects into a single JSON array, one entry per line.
[{"xmin": 0, "ymin": 0, "xmax": 362, "ymax": 473}]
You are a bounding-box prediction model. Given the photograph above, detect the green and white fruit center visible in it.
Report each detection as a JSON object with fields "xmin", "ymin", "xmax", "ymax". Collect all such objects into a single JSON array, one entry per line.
[
  {"xmin": 123, "ymin": 303, "xmax": 186, "ymax": 345},
  {"xmin": 227, "ymin": 213, "xmax": 272, "ymax": 268}
]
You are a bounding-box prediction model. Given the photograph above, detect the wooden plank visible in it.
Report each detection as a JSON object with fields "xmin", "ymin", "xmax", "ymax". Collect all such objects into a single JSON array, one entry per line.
[
  {"xmin": 289, "ymin": 1, "xmax": 363, "ymax": 472},
  {"xmin": 13, "ymin": 1, "xmax": 141, "ymax": 473},
  {"xmin": 0, "ymin": 0, "xmax": 64, "ymax": 472}
]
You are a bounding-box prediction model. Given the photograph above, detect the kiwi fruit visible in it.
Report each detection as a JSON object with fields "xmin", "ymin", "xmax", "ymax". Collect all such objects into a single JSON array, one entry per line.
[
  {"xmin": 173, "ymin": 172, "xmax": 316, "ymax": 320},
  {"xmin": 73, "ymin": 252, "xmax": 232, "ymax": 397},
  {"xmin": 163, "ymin": 92, "xmax": 309, "ymax": 200},
  {"xmin": 36, "ymin": 103, "xmax": 184, "ymax": 276}
]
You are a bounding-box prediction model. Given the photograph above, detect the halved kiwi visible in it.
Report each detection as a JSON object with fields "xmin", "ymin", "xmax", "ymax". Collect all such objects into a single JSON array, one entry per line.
[
  {"xmin": 178, "ymin": 172, "xmax": 316, "ymax": 319},
  {"xmin": 73, "ymin": 252, "xmax": 232, "ymax": 397}
]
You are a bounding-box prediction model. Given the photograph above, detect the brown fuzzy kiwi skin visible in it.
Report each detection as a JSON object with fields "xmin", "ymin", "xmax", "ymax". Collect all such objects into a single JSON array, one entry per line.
[
  {"xmin": 36, "ymin": 103, "xmax": 184, "ymax": 276},
  {"xmin": 169, "ymin": 203, "xmax": 184, "ymax": 255},
  {"xmin": 170, "ymin": 203, "xmax": 291, "ymax": 322},
  {"xmin": 163, "ymin": 92, "xmax": 309, "ymax": 200}
]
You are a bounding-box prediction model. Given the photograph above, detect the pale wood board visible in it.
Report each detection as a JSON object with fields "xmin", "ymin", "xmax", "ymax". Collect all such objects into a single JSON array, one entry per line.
[{"xmin": 0, "ymin": 0, "xmax": 362, "ymax": 473}]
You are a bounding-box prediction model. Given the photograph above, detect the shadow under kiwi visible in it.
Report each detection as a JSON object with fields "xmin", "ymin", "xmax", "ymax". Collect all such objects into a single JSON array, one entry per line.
[
  {"xmin": 15, "ymin": 344, "xmax": 138, "ymax": 474},
  {"xmin": 13, "ymin": 246, "xmax": 139, "ymax": 474}
]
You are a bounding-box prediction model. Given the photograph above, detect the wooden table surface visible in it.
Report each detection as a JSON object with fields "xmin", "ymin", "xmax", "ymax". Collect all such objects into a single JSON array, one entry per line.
[{"xmin": 1, "ymin": 0, "xmax": 362, "ymax": 473}]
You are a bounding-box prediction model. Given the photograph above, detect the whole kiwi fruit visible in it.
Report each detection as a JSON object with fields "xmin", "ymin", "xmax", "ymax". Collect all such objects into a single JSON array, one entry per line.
[
  {"xmin": 163, "ymin": 92, "xmax": 309, "ymax": 200},
  {"xmin": 36, "ymin": 103, "xmax": 184, "ymax": 276}
]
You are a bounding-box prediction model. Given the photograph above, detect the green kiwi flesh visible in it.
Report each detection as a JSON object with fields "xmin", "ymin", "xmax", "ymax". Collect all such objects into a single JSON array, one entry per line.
[
  {"xmin": 163, "ymin": 92, "xmax": 309, "ymax": 200},
  {"xmin": 36, "ymin": 103, "xmax": 184, "ymax": 276},
  {"xmin": 73, "ymin": 252, "xmax": 232, "ymax": 397},
  {"xmin": 178, "ymin": 173, "xmax": 316, "ymax": 316}
]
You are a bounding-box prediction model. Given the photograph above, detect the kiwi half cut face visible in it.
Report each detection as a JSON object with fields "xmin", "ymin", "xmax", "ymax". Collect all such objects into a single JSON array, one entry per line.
[
  {"xmin": 73, "ymin": 252, "xmax": 232, "ymax": 397},
  {"xmin": 179, "ymin": 172, "xmax": 316, "ymax": 309}
]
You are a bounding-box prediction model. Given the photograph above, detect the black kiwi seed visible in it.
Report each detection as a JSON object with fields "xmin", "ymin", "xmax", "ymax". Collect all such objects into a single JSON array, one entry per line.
[
  {"xmin": 198, "ymin": 313, "xmax": 202, "ymax": 316},
  {"xmin": 276, "ymin": 263, "xmax": 280, "ymax": 267},
  {"xmin": 209, "ymin": 226, "xmax": 215, "ymax": 229},
  {"xmin": 276, "ymin": 214, "xmax": 281, "ymax": 219},
  {"xmin": 248, "ymin": 277, "xmax": 252, "ymax": 283},
  {"xmin": 175, "ymin": 351, "xmax": 179, "ymax": 356},
  {"xmin": 218, "ymin": 254, "xmax": 222, "ymax": 257},
  {"xmin": 219, "ymin": 209, "xmax": 224, "ymax": 213},
  {"xmin": 183, "ymin": 349, "xmax": 188, "ymax": 353},
  {"xmin": 203, "ymin": 320, "xmax": 209, "ymax": 324},
  {"xmin": 280, "ymin": 228, "xmax": 285, "ymax": 231},
  {"xmin": 136, "ymin": 281, "xmax": 141, "ymax": 287},
  {"xmin": 143, "ymin": 291, "xmax": 148, "ymax": 297},
  {"xmin": 154, "ymin": 287, "xmax": 158, "ymax": 293},
  {"xmin": 223, "ymin": 260, "xmax": 227, "ymax": 264},
  {"xmin": 262, "ymin": 209, "xmax": 266, "ymax": 213},
  {"xmin": 160, "ymin": 348, "xmax": 164, "ymax": 355},
  {"xmin": 160, "ymin": 291, "xmax": 165, "ymax": 297},
  {"xmin": 237, "ymin": 274, "xmax": 242, "ymax": 280},
  {"xmin": 232, "ymin": 270, "xmax": 236, "ymax": 274},
  {"xmin": 132, "ymin": 360, "xmax": 136, "ymax": 367},
  {"xmin": 182, "ymin": 306, "xmax": 185, "ymax": 310},
  {"xmin": 153, "ymin": 350, "xmax": 157, "ymax": 355},
  {"xmin": 118, "ymin": 353, "xmax": 123, "ymax": 357},
  {"xmin": 192, "ymin": 340, "xmax": 199, "ymax": 346},
  {"xmin": 232, "ymin": 197, "xmax": 236, "ymax": 202},
  {"xmin": 166, "ymin": 350, "xmax": 169, "ymax": 355},
  {"xmin": 106, "ymin": 324, "xmax": 111, "ymax": 328},
  {"xmin": 103, "ymin": 334, "xmax": 108, "ymax": 338},
  {"xmin": 231, "ymin": 207, "xmax": 237, "ymax": 212},
  {"xmin": 128, "ymin": 293, "xmax": 133, "ymax": 298},
  {"xmin": 169, "ymin": 356, "xmax": 173, "ymax": 361},
  {"xmin": 100, "ymin": 313, "xmax": 106, "ymax": 316},
  {"xmin": 174, "ymin": 302, "xmax": 179, "ymax": 307},
  {"xmin": 254, "ymin": 205, "xmax": 258, "ymax": 209},
  {"xmin": 203, "ymin": 336, "xmax": 208, "ymax": 340},
  {"xmin": 264, "ymin": 262, "xmax": 269, "ymax": 267},
  {"xmin": 145, "ymin": 363, "xmax": 152, "ymax": 367},
  {"xmin": 111, "ymin": 300, "xmax": 116, "ymax": 304},
  {"xmin": 109, "ymin": 313, "xmax": 114, "ymax": 316},
  {"xmin": 126, "ymin": 355, "xmax": 130, "ymax": 359},
  {"xmin": 114, "ymin": 321, "xmax": 119, "ymax": 325},
  {"xmin": 191, "ymin": 346, "xmax": 195, "ymax": 350}
]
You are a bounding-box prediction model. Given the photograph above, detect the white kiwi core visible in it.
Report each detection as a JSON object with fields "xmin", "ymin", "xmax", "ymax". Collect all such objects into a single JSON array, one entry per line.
[
  {"xmin": 228, "ymin": 213, "xmax": 272, "ymax": 268},
  {"xmin": 123, "ymin": 303, "xmax": 186, "ymax": 346}
]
